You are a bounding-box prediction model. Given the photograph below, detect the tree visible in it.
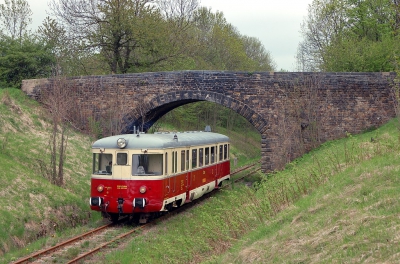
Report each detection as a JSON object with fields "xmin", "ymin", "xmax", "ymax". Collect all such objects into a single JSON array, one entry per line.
[
  {"xmin": 325, "ymin": 0, "xmax": 398, "ymax": 72},
  {"xmin": 297, "ymin": 0, "xmax": 399, "ymax": 72},
  {"xmin": 241, "ymin": 36, "xmax": 276, "ymax": 71},
  {"xmin": 323, "ymin": 35, "xmax": 396, "ymax": 72},
  {"xmin": 37, "ymin": 17, "xmax": 104, "ymax": 76},
  {"xmin": 0, "ymin": 0, "xmax": 54, "ymax": 87},
  {"xmin": 157, "ymin": 0, "xmax": 198, "ymax": 27},
  {"xmin": 393, "ymin": 0, "xmax": 400, "ymax": 34},
  {"xmin": 49, "ymin": 0, "xmax": 198, "ymax": 74},
  {"xmin": 0, "ymin": 0, "xmax": 32, "ymax": 40},
  {"xmin": 0, "ymin": 35, "xmax": 54, "ymax": 87},
  {"xmin": 190, "ymin": 7, "xmax": 276, "ymax": 71},
  {"xmin": 296, "ymin": 0, "xmax": 348, "ymax": 71},
  {"xmin": 40, "ymin": 77, "xmax": 75, "ymax": 186}
]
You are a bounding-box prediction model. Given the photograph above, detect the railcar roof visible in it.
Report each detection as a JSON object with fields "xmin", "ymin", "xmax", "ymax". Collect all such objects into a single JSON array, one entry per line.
[{"xmin": 92, "ymin": 131, "xmax": 230, "ymax": 150}]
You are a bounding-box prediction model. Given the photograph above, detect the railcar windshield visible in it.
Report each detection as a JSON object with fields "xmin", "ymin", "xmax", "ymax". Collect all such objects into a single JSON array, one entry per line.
[
  {"xmin": 132, "ymin": 154, "xmax": 163, "ymax": 176},
  {"xmin": 93, "ymin": 153, "xmax": 113, "ymax": 175}
]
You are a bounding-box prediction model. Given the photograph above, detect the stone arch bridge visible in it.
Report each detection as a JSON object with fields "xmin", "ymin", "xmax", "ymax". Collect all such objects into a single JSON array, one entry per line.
[{"xmin": 22, "ymin": 71, "xmax": 397, "ymax": 172}]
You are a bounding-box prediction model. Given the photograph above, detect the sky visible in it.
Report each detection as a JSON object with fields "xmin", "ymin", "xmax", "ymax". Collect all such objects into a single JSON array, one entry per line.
[{"xmin": 25, "ymin": 0, "xmax": 312, "ymax": 71}]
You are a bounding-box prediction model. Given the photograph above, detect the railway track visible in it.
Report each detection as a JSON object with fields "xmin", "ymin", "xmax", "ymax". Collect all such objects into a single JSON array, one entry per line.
[
  {"xmin": 12, "ymin": 223, "xmax": 111, "ymax": 263},
  {"xmin": 12, "ymin": 162, "xmax": 260, "ymax": 264}
]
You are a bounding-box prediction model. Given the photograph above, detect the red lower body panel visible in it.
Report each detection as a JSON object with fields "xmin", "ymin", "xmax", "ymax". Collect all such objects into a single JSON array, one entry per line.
[{"xmin": 90, "ymin": 161, "xmax": 230, "ymax": 215}]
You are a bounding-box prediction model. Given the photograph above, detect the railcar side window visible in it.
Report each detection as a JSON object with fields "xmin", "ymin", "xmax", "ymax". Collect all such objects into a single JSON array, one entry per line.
[
  {"xmin": 181, "ymin": 150, "xmax": 185, "ymax": 172},
  {"xmin": 205, "ymin": 147, "xmax": 209, "ymax": 165},
  {"xmin": 132, "ymin": 154, "xmax": 163, "ymax": 175},
  {"xmin": 219, "ymin": 145, "xmax": 223, "ymax": 161},
  {"xmin": 165, "ymin": 152, "xmax": 168, "ymax": 175},
  {"xmin": 199, "ymin": 148, "xmax": 203, "ymax": 167},
  {"xmin": 117, "ymin": 153, "xmax": 127, "ymax": 165},
  {"xmin": 224, "ymin": 144, "xmax": 228, "ymax": 160},
  {"xmin": 186, "ymin": 150, "xmax": 189, "ymax": 170},
  {"xmin": 192, "ymin": 149, "xmax": 197, "ymax": 169},
  {"xmin": 211, "ymin": 146, "xmax": 215, "ymax": 163},
  {"xmin": 93, "ymin": 153, "xmax": 112, "ymax": 175},
  {"xmin": 172, "ymin": 151, "xmax": 177, "ymax": 173}
]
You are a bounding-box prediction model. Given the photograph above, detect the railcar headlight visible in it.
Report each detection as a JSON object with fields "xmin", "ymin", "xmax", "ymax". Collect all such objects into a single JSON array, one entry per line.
[
  {"xmin": 97, "ymin": 184, "xmax": 104, "ymax": 192},
  {"xmin": 139, "ymin": 186, "xmax": 147, "ymax": 194},
  {"xmin": 117, "ymin": 138, "xmax": 127, "ymax": 148}
]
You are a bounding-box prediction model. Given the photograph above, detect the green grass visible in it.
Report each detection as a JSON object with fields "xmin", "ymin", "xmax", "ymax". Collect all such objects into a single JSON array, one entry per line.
[
  {"xmin": 0, "ymin": 88, "xmax": 261, "ymax": 263},
  {"xmin": 2, "ymin": 87, "xmax": 400, "ymax": 263},
  {"xmin": 205, "ymin": 120, "xmax": 400, "ymax": 263},
  {"xmin": 214, "ymin": 155, "xmax": 400, "ymax": 263},
  {"xmin": 0, "ymin": 89, "xmax": 98, "ymax": 262},
  {"xmin": 94, "ymin": 120, "xmax": 400, "ymax": 263}
]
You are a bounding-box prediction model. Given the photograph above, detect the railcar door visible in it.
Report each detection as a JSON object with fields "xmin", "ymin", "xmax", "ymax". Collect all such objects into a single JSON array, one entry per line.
[
  {"xmin": 217, "ymin": 144, "xmax": 224, "ymax": 180},
  {"xmin": 187, "ymin": 148, "xmax": 198, "ymax": 190},
  {"xmin": 186, "ymin": 171, "xmax": 191, "ymax": 191},
  {"xmin": 164, "ymin": 151, "xmax": 170, "ymax": 196},
  {"xmin": 164, "ymin": 177, "xmax": 170, "ymax": 195},
  {"xmin": 113, "ymin": 151, "xmax": 131, "ymax": 180},
  {"xmin": 181, "ymin": 148, "xmax": 190, "ymax": 195},
  {"xmin": 212, "ymin": 145, "xmax": 218, "ymax": 180}
]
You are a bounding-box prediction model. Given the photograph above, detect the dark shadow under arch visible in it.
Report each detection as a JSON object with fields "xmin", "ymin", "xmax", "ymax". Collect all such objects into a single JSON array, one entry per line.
[{"xmin": 121, "ymin": 90, "xmax": 269, "ymax": 134}]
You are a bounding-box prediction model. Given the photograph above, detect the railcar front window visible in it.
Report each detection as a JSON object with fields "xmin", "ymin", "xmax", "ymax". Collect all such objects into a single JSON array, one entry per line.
[
  {"xmin": 117, "ymin": 153, "xmax": 127, "ymax": 165},
  {"xmin": 93, "ymin": 153, "xmax": 113, "ymax": 175},
  {"xmin": 132, "ymin": 154, "xmax": 163, "ymax": 176}
]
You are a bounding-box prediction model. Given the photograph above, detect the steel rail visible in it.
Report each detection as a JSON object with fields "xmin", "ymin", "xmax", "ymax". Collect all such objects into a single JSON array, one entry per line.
[
  {"xmin": 12, "ymin": 223, "xmax": 113, "ymax": 264},
  {"xmin": 67, "ymin": 224, "xmax": 148, "ymax": 263}
]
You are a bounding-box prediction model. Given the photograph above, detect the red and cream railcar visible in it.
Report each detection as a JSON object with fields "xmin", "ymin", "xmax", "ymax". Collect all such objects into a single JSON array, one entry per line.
[{"xmin": 89, "ymin": 130, "xmax": 230, "ymax": 223}]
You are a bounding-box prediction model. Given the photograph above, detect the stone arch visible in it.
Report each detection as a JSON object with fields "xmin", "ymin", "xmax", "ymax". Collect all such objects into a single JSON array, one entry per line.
[{"xmin": 120, "ymin": 90, "xmax": 269, "ymax": 135}]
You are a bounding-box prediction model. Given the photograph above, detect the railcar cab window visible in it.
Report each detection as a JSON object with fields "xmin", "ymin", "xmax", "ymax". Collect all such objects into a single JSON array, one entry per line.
[
  {"xmin": 93, "ymin": 153, "xmax": 113, "ymax": 175},
  {"xmin": 132, "ymin": 154, "xmax": 163, "ymax": 176}
]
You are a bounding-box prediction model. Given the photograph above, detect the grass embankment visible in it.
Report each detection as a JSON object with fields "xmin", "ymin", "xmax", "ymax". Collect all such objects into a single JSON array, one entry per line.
[
  {"xmin": 2, "ymin": 88, "xmax": 399, "ymax": 263},
  {"xmin": 0, "ymin": 88, "xmax": 261, "ymax": 263},
  {"xmin": 0, "ymin": 89, "xmax": 102, "ymax": 262},
  {"xmin": 100, "ymin": 120, "xmax": 400, "ymax": 263}
]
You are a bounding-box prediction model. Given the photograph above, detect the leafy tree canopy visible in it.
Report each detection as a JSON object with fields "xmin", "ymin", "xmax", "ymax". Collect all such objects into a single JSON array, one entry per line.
[
  {"xmin": 297, "ymin": 0, "xmax": 400, "ymax": 72},
  {"xmin": 0, "ymin": 34, "xmax": 55, "ymax": 87},
  {"xmin": 44, "ymin": 0, "xmax": 275, "ymax": 75}
]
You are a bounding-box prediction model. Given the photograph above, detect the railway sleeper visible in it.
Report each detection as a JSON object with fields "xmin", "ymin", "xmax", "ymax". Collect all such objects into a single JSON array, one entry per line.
[{"xmin": 139, "ymin": 213, "xmax": 151, "ymax": 224}]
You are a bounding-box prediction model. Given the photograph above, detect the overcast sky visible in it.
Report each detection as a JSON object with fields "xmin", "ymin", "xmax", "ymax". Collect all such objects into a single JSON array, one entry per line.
[{"xmin": 26, "ymin": 0, "xmax": 312, "ymax": 71}]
